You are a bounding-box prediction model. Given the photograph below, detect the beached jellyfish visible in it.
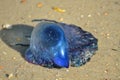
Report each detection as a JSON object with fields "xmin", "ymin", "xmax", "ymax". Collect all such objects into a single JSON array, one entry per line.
[{"xmin": 25, "ymin": 19, "xmax": 98, "ymax": 68}]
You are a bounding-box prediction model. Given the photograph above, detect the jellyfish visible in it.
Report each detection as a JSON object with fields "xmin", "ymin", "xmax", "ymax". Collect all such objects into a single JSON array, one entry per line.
[{"xmin": 25, "ymin": 19, "xmax": 98, "ymax": 68}]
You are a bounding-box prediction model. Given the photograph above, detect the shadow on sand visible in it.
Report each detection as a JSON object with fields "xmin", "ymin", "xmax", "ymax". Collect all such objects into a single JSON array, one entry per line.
[
  {"xmin": 0, "ymin": 24, "xmax": 62, "ymax": 69},
  {"xmin": 0, "ymin": 24, "xmax": 33, "ymax": 58}
]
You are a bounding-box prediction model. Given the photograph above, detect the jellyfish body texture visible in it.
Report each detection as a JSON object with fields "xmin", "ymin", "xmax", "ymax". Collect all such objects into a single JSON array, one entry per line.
[{"xmin": 25, "ymin": 19, "xmax": 98, "ymax": 68}]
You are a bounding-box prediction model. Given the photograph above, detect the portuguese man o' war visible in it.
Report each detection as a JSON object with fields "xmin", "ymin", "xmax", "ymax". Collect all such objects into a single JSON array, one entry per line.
[{"xmin": 25, "ymin": 19, "xmax": 98, "ymax": 68}]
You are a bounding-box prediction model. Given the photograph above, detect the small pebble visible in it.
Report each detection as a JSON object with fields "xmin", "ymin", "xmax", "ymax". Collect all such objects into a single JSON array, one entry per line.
[
  {"xmin": 106, "ymin": 33, "xmax": 110, "ymax": 36},
  {"xmin": 12, "ymin": 57, "xmax": 16, "ymax": 60},
  {"xmin": 37, "ymin": 2, "xmax": 43, "ymax": 8},
  {"xmin": 106, "ymin": 33, "xmax": 110, "ymax": 39},
  {"xmin": 80, "ymin": 15, "xmax": 84, "ymax": 18},
  {"xmin": 105, "ymin": 63, "xmax": 109, "ymax": 66},
  {"xmin": 20, "ymin": 0, "xmax": 26, "ymax": 3},
  {"xmin": 104, "ymin": 69, "xmax": 108, "ymax": 73},
  {"xmin": 6, "ymin": 73, "xmax": 13, "ymax": 79},
  {"xmin": 0, "ymin": 66, "xmax": 3, "ymax": 69},
  {"xmin": 28, "ymin": 15, "xmax": 32, "ymax": 18},
  {"xmin": 18, "ymin": 65, "xmax": 24, "ymax": 68},
  {"xmin": 2, "ymin": 24, "xmax": 12, "ymax": 29},
  {"xmin": 88, "ymin": 14, "xmax": 92, "ymax": 17},
  {"xmin": 66, "ymin": 69, "xmax": 69, "ymax": 72},
  {"xmin": 104, "ymin": 12, "xmax": 109, "ymax": 16},
  {"xmin": 52, "ymin": 7, "xmax": 66, "ymax": 13},
  {"xmin": 93, "ymin": 29, "xmax": 97, "ymax": 33},
  {"xmin": 3, "ymin": 51, "xmax": 7, "ymax": 55},
  {"xmin": 59, "ymin": 18, "xmax": 64, "ymax": 21}
]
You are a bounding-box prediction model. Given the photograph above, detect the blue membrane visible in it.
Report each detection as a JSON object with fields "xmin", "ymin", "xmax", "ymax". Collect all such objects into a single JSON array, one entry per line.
[{"xmin": 25, "ymin": 19, "xmax": 98, "ymax": 68}]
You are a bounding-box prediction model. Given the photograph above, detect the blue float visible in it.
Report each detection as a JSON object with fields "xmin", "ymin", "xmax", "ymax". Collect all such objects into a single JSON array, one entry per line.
[{"xmin": 25, "ymin": 19, "xmax": 98, "ymax": 68}]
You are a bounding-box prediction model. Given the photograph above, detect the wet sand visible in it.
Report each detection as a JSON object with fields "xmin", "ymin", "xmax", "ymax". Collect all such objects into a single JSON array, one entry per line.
[{"xmin": 0, "ymin": 0, "xmax": 120, "ymax": 80}]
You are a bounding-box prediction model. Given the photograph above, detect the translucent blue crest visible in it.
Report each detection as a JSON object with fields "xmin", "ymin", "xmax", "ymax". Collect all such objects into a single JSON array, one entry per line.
[
  {"xmin": 25, "ymin": 19, "xmax": 98, "ymax": 68},
  {"xmin": 25, "ymin": 21, "xmax": 69, "ymax": 68}
]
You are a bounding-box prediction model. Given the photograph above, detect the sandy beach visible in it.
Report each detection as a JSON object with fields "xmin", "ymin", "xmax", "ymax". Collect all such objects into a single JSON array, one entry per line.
[{"xmin": 0, "ymin": 0, "xmax": 120, "ymax": 80}]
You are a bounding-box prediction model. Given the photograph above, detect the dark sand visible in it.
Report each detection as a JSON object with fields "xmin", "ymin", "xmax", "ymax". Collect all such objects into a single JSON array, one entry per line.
[{"xmin": 0, "ymin": 0, "xmax": 120, "ymax": 80}]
